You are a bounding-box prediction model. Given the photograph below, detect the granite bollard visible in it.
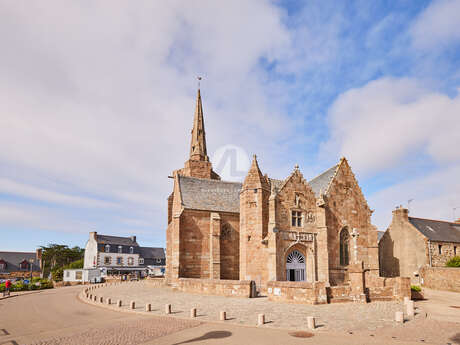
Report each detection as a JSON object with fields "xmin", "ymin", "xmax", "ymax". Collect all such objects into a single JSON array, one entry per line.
[
  {"xmin": 395, "ymin": 311, "xmax": 404, "ymax": 323},
  {"xmin": 220, "ymin": 311, "xmax": 226, "ymax": 321},
  {"xmin": 258, "ymin": 314, "xmax": 265, "ymax": 326},
  {"xmin": 307, "ymin": 316, "xmax": 316, "ymax": 330},
  {"xmin": 130, "ymin": 301, "xmax": 135, "ymax": 309},
  {"xmin": 146, "ymin": 303, "xmax": 151, "ymax": 312},
  {"xmin": 407, "ymin": 300, "xmax": 415, "ymax": 317},
  {"xmin": 165, "ymin": 304, "xmax": 171, "ymax": 314},
  {"xmin": 190, "ymin": 308, "xmax": 197, "ymax": 318}
]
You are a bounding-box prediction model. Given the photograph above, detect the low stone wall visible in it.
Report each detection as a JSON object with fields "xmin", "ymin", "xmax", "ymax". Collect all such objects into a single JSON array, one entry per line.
[
  {"xmin": 172, "ymin": 278, "xmax": 255, "ymax": 298},
  {"xmin": 366, "ymin": 275, "xmax": 410, "ymax": 301},
  {"xmin": 145, "ymin": 277, "xmax": 166, "ymax": 287},
  {"xmin": 266, "ymin": 281, "xmax": 328, "ymax": 304},
  {"xmin": 420, "ymin": 266, "xmax": 460, "ymax": 292},
  {"xmin": 326, "ymin": 285, "xmax": 352, "ymax": 303}
]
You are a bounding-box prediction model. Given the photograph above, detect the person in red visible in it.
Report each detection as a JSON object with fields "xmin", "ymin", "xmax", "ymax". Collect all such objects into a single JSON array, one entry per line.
[{"xmin": 3, "ymin": 279, "xmax": 11, "ymax": 297}]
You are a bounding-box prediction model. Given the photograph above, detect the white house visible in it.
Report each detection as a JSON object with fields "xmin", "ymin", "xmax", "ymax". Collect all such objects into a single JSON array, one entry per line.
[{"xmin": 83, "ymin": 232, "xmax": 165, "ymax": 276}]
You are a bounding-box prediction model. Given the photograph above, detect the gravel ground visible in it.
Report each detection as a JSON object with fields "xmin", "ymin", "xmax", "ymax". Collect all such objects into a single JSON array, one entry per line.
[
  {"xmin": 31, "ymin": 317, "xmax": 201, "ymax": 345},
  {"xmin": 86, "ymin": 282, "xmax": 410, "ymax": 332}
]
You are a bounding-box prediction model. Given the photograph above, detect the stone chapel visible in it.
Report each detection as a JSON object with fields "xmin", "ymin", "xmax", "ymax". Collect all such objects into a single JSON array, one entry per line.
[{"xmin": 166, "ymin": 88, "xmax": 380, "ymax": 291}]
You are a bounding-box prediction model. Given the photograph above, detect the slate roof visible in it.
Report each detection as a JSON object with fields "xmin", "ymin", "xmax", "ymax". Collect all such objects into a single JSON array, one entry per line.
[
  {"xmin": 269, "ymin": 178, "xmax": 284, "ymax": 193},
  {"xmin": 0, "ymin": 251, "xmax": 40, "ymax": 272},
  {"xmin": 178, "ymin": 175, "xmax": 242, "ymax": 213},
  {"xmin": 409, "ymin": 217, "xmax": 460, "ymax": 243},
  {"xmin": 308, "ymin": 164, "xmax": 339, "ymax": 197},
  {"xmin": 139, "ymin": 247, "xmax": 165, "ymax": 259},
  {"xmin": 96, "ymin": 235, "xmax": 139, "ymax": 246},
  {"xmin": 377, "ymin": 231, "xmax": 385, "ymax": 242}
]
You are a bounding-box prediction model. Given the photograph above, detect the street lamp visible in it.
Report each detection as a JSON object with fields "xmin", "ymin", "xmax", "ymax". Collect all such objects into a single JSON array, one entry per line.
[{"xmin": 29, "ymin": 258, "xmax": 34, "ymax": 286}]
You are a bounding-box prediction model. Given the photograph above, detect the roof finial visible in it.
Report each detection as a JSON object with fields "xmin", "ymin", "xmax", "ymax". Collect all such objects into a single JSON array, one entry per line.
[
  {"xmin": 294, "ymin": 164, "xmax": 299, "ymax": 170},
  {"xmin": 197, "ymin": 76, "xmax": 202, "ymax": 90}
]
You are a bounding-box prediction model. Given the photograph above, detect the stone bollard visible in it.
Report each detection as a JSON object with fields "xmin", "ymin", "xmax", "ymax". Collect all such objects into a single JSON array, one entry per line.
[
  {"xmin": 307, "ymin": 316, "xmax": 316, "ymax": 330},
  {"xmin": 220, "ymin": 311, "xmax": 226, "ymax": 321},
  {"xmin": 89, "ymin": 294, "xmax": 92, "ymax": 299},
  {"xmin": 190, "ymin": 308, "xmax": 197, "ymax": 318},
  {"xmin": 258, "ymin": 314, "xmax": 265, "ymax": 326},
  {"xmin": 130, "ymin": 301, "xmax": 135, "ymax": 310},
  {"xmin": 117, "ymin": 300, "xmax": 122, "ymax": 307},
  {"xmin": 407, "ymin": 300, "xmax": 415, "ymax": 317},
  {"xmin": 395, "ymin": 311, "xmax": 404, "ymax": 323},
  {"xmin": 165, "ymin": 304, "xmax": 171, "ymax": 314},
  {"xmin": 146, "ymin": 303, "xmax": 151, "ymax": 312},
  {"xmin": 107, "ymin": 298, "xmax": 111, "ymax": 305},
  {"xmin": 93, "ymin": 295, "xmax": 97, "ymax": 302},
  {"xmin": 99, "ymin": 296, "xmax": 103, "ymax": 303},
  {"xmin": 403, "ymin": 296, "xmax": 410, "ymax": 305}
]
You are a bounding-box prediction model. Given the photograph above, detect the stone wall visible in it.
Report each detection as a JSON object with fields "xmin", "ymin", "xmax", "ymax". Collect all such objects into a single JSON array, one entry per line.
[
  {"xmin": 420, "ymin": 266, "xmax": 460, "ymax": 292},
  {"xmin": 267, "ymin": 281, "xmax": 327, "ymax": 304},
  {"xmin": 428, "ymin": 242, "xmax": 459, "ymax": 267},
  {"xmin": 366, "ymin": 275, "xmax": 411, "ymax": 302},
  {"xmin": 174, "ymin": 278, "xmax": 255, "ymax": 298}
]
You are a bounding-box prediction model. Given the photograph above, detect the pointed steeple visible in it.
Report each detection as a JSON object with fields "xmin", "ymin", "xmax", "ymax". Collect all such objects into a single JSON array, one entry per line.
[
  {"xmin": 243, "ymin": 155, "xmax": 269, "ymax": 189},
  {"xmin": 189, "ymin": 88, "xmax": 208, "ymax": 161}
]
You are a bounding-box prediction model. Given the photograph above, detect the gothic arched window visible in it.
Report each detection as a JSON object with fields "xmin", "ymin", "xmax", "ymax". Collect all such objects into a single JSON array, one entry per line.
[{"xmin": 340, "ymin": 228, "xmax": 349, "ymax": 266}]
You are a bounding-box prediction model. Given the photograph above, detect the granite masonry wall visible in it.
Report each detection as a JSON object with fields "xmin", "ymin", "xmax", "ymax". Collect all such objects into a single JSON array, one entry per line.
[
  {"xmin": 267, "ymin": 281, "xmax": 328, "ymax": 304},
  {"xmin": 173, "ymin": 278, "xmax": 255, "ymax": 298},
  {"xmin": 420, "ymin": 266, "xmax": 460, "ymax": 292}
]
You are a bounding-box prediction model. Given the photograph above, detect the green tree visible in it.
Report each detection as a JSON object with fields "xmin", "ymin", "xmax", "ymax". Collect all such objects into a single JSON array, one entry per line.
[{"xmin": 40, "ymin": 244, "xmax": 84, "ymax": 279}]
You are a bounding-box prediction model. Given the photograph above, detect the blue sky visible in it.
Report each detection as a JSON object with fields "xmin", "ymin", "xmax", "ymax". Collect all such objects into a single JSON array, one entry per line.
[{"xmin": 1, "ymin": 0, "xmax": 459, "ymax": 251}]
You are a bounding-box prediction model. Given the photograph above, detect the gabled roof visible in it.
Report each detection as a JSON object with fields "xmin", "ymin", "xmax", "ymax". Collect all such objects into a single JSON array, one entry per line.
[
  {"xmin": 308, "ymin": 164, "xmax": 339, "ymax": 197},
  {"xmin": 377, "ymin": 231, "xmax": 385, "ymax": 242},
  {"xmin": 409, "ymin": 217, "xmax": 460, "ymax": 243},
  {"xmin": 96, "ymin": 235, "xmax": 139, "ymax": 246},
  {"xmin": 0, "ymin": 251, "xmax": 40, "ymax": 272},
  {"xmin": 178, "ymin": 175, "xmax": 242, "ymax": 213},
  {"xmin": 139, "ymin": 247, "xmax": 165, "ymax": 259}
]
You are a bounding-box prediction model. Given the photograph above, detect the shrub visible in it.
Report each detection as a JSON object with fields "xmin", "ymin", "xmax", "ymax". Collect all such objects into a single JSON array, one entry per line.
[
  {"xmin": 65, "ymin": 259, "xmax": 84, "ymax": 269},
  {"xmin": 411, "ymin": 285, "xmax": 421, "ymax": 292},
  {"xmin": 446, "ymin": 256, "xmax": 460, "ymax": 267}
]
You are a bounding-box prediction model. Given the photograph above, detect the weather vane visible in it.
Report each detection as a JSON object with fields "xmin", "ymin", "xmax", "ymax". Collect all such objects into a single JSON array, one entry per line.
[{"xmin": 197, "ymin": 76, "xmax": 202, "ymax": 89}]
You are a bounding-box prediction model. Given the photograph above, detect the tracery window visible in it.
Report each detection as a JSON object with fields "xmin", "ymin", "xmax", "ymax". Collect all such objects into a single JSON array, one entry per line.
[
  {"xmin": 221, "ymin": 223, "xmax": 232, "ymax": 240},
  {"xmin": 339, "ymin": 228, "xmax": 349, "ymax": 266}
]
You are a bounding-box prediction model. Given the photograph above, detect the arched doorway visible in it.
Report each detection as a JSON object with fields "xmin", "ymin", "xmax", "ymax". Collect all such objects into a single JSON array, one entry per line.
[{"xmin": 286, "ymin": 250, "xmax": 306, "ymax": 281}]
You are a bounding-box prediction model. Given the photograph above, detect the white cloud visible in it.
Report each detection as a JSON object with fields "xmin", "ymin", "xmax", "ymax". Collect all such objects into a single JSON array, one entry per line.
[
  {"xmin": 0, "ymin": 1, "xmax": 293, "ymax": 245},
  {"xmin": 370, "ymin": 164, "xmax": 460, "ymax": 229},
  {"xmin": 323, "ymin": 77, "xmax": 460, "ymax": 174},
  {"xmin": 410, "ymin": 0, "xmax": 460, "ymax": 50}
]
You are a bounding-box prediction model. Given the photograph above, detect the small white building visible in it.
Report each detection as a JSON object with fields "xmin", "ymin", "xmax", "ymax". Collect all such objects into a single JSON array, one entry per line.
[
  {"xmin": 63, "ymin": 268, "xmax": 101, "ymax": 283},
  {"xmin": 83, "ymin": 232, "xmax": 165, "ymax": 276}
]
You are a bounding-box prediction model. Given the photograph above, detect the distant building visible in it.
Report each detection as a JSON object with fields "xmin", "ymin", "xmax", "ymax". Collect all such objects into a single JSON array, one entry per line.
[
  {"xmin": 83, "ymin": 232, "xmax": 165, "ymax": 276},
  {"xmin": 379, "ymin": 207, "xmax": 460, "ymax": 282},
  {"xmin": 0, "ymin": 250, "xmax": 42, "ymax": 278}
]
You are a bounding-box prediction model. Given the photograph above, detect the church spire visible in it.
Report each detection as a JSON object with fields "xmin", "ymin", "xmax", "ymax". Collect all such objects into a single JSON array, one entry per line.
[{"xmin": 189, "ymin": 87, "xmax": 208, "ymax": 161}]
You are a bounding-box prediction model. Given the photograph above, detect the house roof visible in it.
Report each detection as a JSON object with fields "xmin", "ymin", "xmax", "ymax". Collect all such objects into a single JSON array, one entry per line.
[
  {"xmin": 0, "ymin": 251, "xmax": 40, "ymax": 272},
  {"xmin": 377, "ymin": 231, "xmax": 385, "ymax": 242},
  {"xmin": 139, "ymin": 247, "xmax": 165, "ymax": 259},
  {"xmin": 409, "ymin": 217, "xmax": 460, "ymax": 243},
  {"xmin": 308, "ymin": 164, "xmax": 339, "ymax": 197},
  {"xmin": 178, "ymin": 175, "xmax": 242, "ymax": 213},
  {"xmin": 268, "ymin": 178, "xmax": 284, "ymax": 193},
  {"xmin": 96, "ymin": 235, "xmax": 139, "ymax": 246}
]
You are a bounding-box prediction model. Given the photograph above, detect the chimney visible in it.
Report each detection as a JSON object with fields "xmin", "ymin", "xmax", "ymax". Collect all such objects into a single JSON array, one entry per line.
[
  {"xmin": 392, "ymin": 205, "xmax": 409, "ymax": 222},
  {"xmin": 90, "ymin": 231, "xmax": 97, "ymax": 241},
  {"xmin": 131, "ymin": 235, "xmax": 136, "ymax": 243}
]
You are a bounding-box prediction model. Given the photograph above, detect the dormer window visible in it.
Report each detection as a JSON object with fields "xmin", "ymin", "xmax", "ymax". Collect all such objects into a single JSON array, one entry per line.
[
  {"xmin": 118, "ymin": 246, "xmax": 122, "ymax": 254},
  {"xmin": 105, "ymin": 244, "xmax": 110, "ymax": 253},
  {"xmin": 139, "ymin": 258, "xmax": 144, "ymax": 265},
  {"xmin": 291, "ymin": 211, "xmax": 302, "ymax": 227},
  {"xmin": 129, "ymin": 247, "xmax": 134, "ymax": 254},
  {"xmin": 19, "ymin": 260, "xmax": 29, "ymax": 270}
]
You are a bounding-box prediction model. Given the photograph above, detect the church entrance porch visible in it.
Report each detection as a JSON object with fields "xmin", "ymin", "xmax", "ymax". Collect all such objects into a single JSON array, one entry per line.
[{"xmin": 286, "ymin": 250, "xmax": 306, "ymax": 282}]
